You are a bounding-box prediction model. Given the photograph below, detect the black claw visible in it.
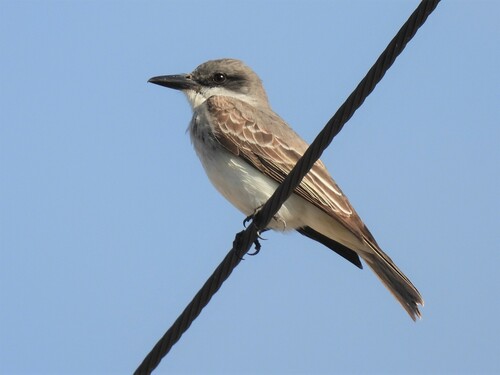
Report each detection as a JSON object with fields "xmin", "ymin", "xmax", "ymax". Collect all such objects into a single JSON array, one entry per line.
[
  {"xmin": 248, "ymin": 238, "xmax": 262, "ymax": 256},
  {"xmin": 247, "ymin": 231, "xmax": 269, "ymax": 256},
  {"xmin": 243, "ymin": 214, "xmax": 254, "ymax": 228}
]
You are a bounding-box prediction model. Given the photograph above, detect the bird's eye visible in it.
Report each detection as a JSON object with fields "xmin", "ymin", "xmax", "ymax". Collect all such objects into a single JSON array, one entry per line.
[{"xmin": 213, "ymin": 72, "xmax": 227, "ymax": 84}]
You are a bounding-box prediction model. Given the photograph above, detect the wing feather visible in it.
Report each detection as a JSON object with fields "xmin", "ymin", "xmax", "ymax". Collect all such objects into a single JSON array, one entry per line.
[{"xmin": 205, "ymin": 96, "xmax": 377, "ymax": 244}]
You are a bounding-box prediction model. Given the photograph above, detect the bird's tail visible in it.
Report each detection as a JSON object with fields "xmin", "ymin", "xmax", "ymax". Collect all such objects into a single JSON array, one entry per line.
[{"xmin": 362, "ymin": 239, "xmax": 424, "ymax": 321}]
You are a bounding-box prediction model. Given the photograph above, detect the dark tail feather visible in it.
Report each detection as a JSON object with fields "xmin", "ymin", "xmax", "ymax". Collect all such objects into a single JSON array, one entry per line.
[
  {"xmin": 297, "ymin": 226, "xmax": 363, "ymax": 269},
  {"xmin": 362, "ymin": 241, "xmax": 424, "ymax": 321}
]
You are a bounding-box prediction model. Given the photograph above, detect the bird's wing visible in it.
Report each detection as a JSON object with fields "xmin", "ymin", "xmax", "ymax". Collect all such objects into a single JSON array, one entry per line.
[{"xmin": 203, "ymin": 95, "xmax": 377, "ymax": 245}]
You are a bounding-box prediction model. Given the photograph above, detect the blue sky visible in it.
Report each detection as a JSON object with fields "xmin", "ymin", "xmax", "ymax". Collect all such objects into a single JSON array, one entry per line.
[{"xmin": 1, "ymin": 1, "xmax": 499, "ymax": 374}]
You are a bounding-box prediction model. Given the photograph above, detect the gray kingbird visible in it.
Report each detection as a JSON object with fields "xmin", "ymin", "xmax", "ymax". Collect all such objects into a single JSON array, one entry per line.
[{"xmin": 149, "ymin": 58, "xmax": 423, "ymax": 320}]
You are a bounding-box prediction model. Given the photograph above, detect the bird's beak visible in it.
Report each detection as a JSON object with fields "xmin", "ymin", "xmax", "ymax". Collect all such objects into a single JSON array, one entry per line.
[{"xmin": 148, "ymin": 74, "xmax": 199, "ymax": 91}]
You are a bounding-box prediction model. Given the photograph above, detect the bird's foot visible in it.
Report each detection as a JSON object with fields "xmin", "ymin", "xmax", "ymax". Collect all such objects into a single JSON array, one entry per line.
[
  {"xmin": 243, "ymin": 205, "xmax": 264, "ymax": 228},
  {"xmin": 247, "ymin": 230, "xmax": 268, "ymax": 256}
]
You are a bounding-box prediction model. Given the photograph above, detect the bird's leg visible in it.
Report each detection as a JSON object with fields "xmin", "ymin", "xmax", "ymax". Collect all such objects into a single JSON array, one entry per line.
[
  {"xmin": 247, "ymin": 229, "xmax": 269, "ymax": 256},
  {"xmin": 242, "ymin": 205, "xmax": 285, "ymax": 255},
  {"xmin": 243, "ymin": 205, "xmax": 285, "ymax": 230},
  {"xmin": 242, "ymin": 213, "xmax": 253, "ymax": 228},
  {"xmin": 243, "ymin": 205, "xmax": 263, "ymax": 228},
  {"xmin": 276, "ymin": 216, "xmax": 287, "ymax": 231}
]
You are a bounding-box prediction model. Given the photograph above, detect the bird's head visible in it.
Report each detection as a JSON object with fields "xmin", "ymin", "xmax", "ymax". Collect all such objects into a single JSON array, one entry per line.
[{"xmin": 148, "ymin": 58, "xmax": 270, "ymax": 109}]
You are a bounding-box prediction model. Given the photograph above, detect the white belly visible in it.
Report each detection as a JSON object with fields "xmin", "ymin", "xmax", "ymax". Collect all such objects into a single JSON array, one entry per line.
[{"xmin": 193, "ymin": 139, "xmax": 307, "ymax": 230}]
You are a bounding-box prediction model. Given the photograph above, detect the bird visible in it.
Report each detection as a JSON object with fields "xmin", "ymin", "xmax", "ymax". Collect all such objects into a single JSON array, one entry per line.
[{"xmin": 148, "ymin": 58, "xmax": 424, "ymax": 320}]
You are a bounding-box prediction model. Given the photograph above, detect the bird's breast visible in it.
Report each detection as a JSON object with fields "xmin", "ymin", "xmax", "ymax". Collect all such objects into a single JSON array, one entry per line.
[{"xmin": 188, "ymin": 114, "xmax": 311, "ymax": 230}]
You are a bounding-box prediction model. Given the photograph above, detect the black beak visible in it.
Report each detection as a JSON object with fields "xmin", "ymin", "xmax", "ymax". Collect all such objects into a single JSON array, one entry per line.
[{"xmin": 147, "ymin": 74, "xmax": 199, "ymax": 91}]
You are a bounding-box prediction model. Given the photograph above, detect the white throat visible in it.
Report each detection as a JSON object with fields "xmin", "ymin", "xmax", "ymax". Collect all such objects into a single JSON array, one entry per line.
[{"xmin": 184, "ymin": 87, "xmax": 263, "ymax": 110}]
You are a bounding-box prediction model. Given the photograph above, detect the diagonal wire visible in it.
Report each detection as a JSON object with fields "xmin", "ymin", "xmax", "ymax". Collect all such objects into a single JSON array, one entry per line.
[{"xmin": 134, "ymin": 1, "xmax": 440, "ymax": 373}]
